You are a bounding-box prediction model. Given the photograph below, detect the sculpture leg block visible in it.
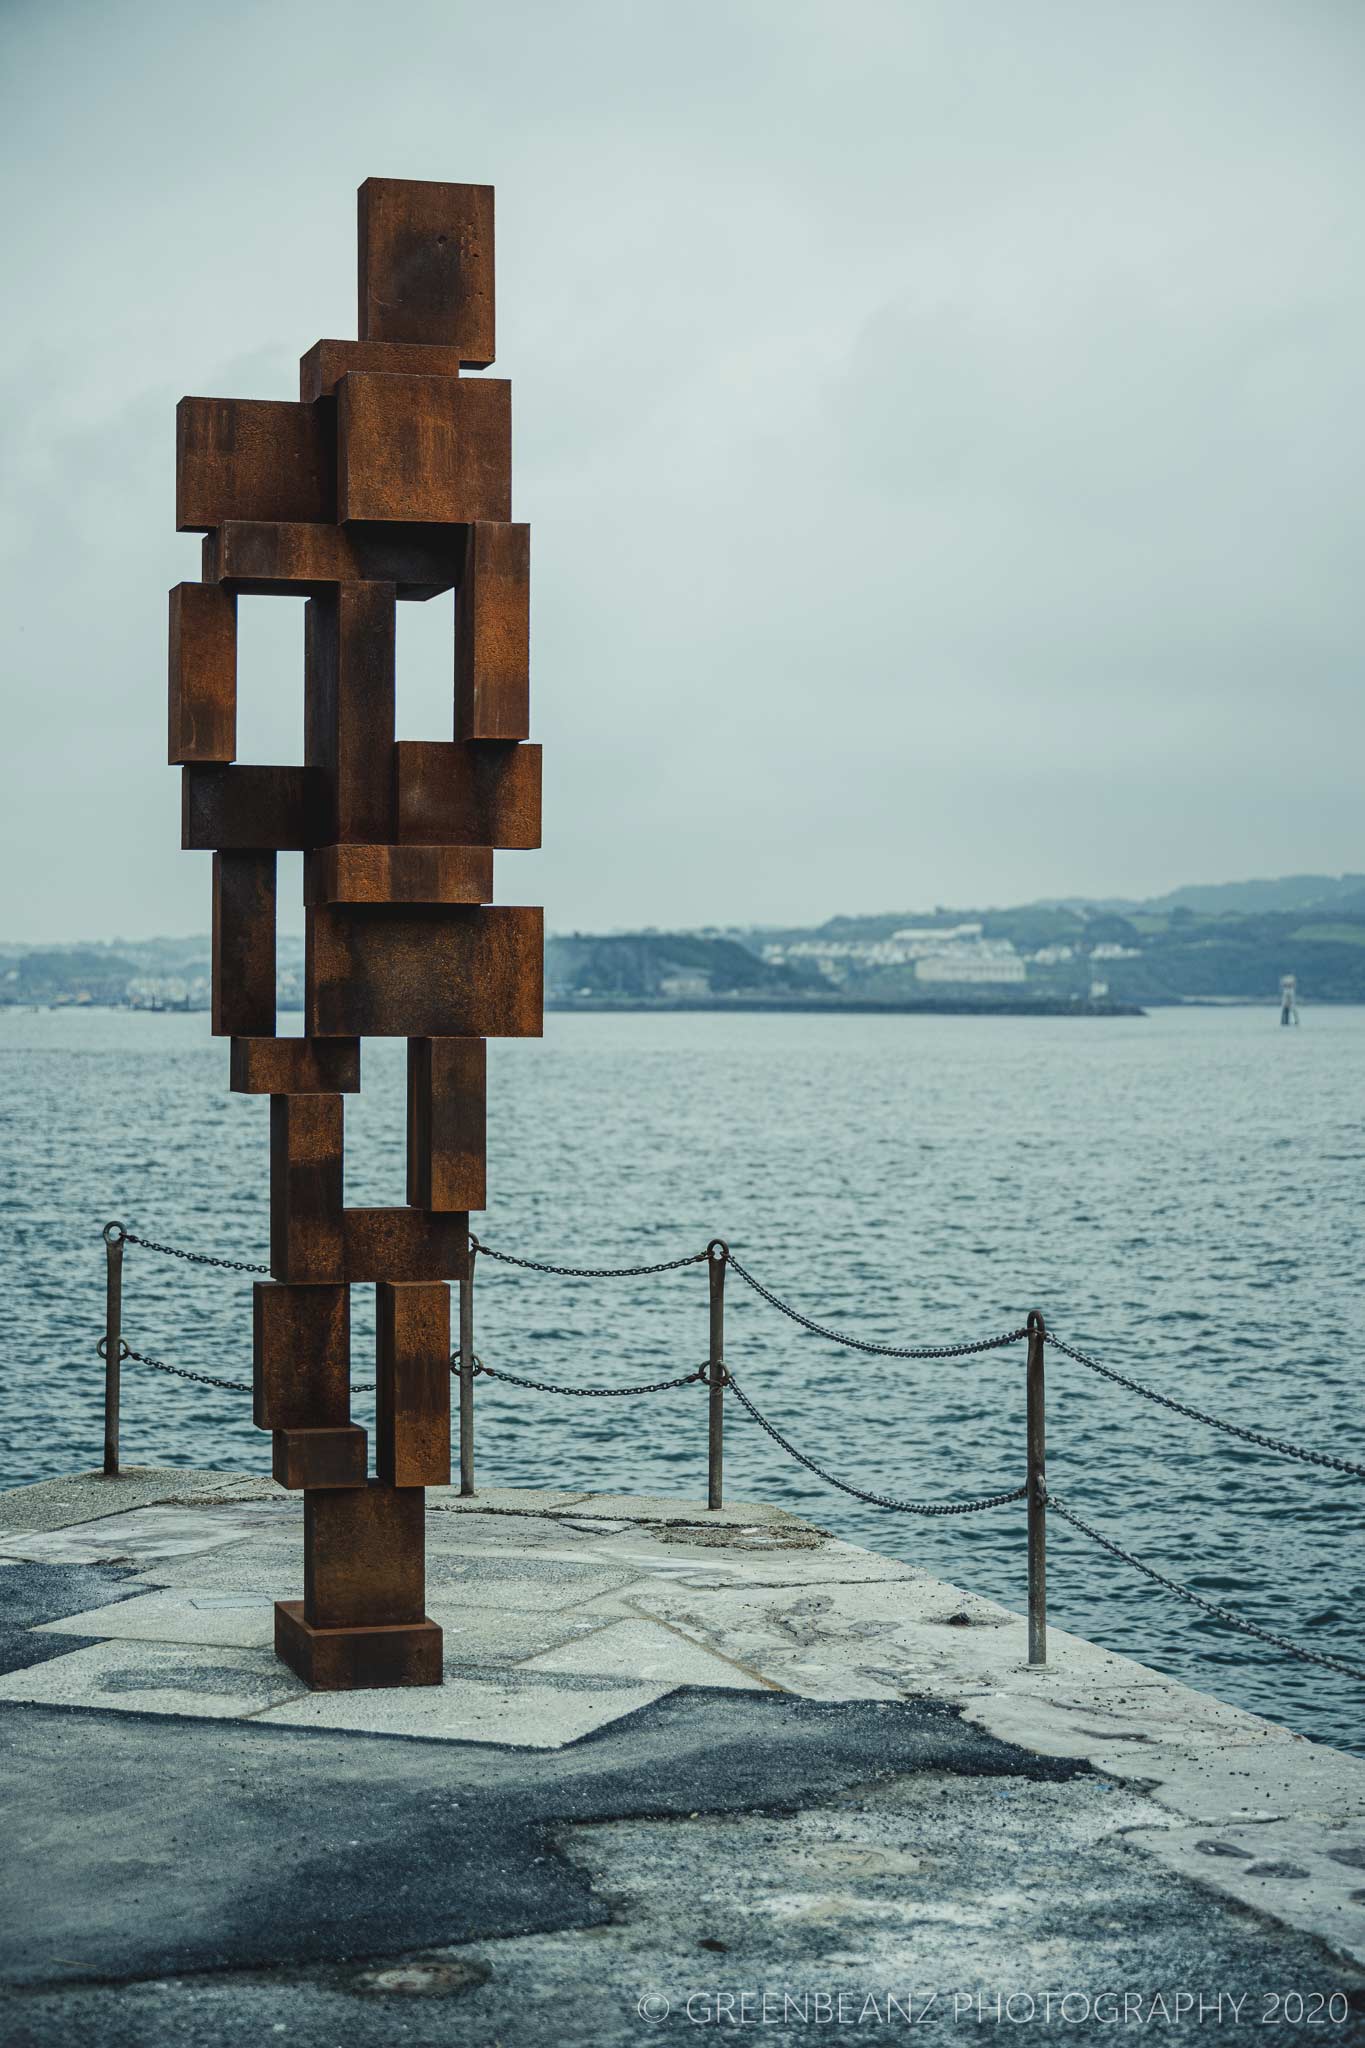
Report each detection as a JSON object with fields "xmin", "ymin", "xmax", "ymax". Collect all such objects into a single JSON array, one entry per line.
[
  {"xmin": 275, "ymin": 1601, "xmax": 442, "ymax": 1690},
  {"xmin": 304, "ymin": 1480, "xmax": 426, "ymax": 1627},
  {"xmin": 376, "ymin": 1281, "xmax": 451, "ymax": 1486}
]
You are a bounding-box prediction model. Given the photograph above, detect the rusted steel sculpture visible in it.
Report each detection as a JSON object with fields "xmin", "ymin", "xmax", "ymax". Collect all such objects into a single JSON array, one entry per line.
[{"xmin": 170, "ymin": 179, "xmax": 542, "ymax": 1689}]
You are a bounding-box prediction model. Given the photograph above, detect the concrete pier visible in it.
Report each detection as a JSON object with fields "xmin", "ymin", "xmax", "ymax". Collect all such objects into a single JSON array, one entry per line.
[{"xmin": 1, "ymin": 1468, "xmax": 1362, "ymax": 2042}]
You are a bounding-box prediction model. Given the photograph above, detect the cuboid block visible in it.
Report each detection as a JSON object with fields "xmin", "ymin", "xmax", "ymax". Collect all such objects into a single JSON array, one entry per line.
[
  {"xmin": 307, "ymin": 905, "xmax": 543, "ymax": 1039},
  {"xmin": 343, "ymin": 1207, "xmax": 469, "ymax": 1282},
  {"xmin": 185, "ymin": 765, "xmax": 324, "ymax": 851},
  {"xmin": 253, "ymin": 1281, "xmax": 349, "ymax": 1430},
  {"xmin": 177, "ymin": 396, "xmax": 335, "ymax": 533},
  {"xmin": 376, "ymin": 1281, "xmax": 451, "ymax": 1487},
  {"xmin": 275, "ymin": 1601, "xmax": 442, "ymax": 1690},
  {"xmin": 357, "ymin": 177, "xmax": 494, "ymax": 361},
  {"xmin": 304, "ymin": 1480, "xmax": 425, "ymax": 1626},
  {"xmin": 204, "ymin": 520, "xmax": 462, "ymax": 601},
  {"xmin": 457, "ymin": 523, "xmax": 529, "ymax": 741},
  {"xmin": 270, "ymin": 1095, "xmax": 345, "ymax": 1282},
  {"xmin": 212, "ymin": 851, "xmax": 276, "ymax": 1036},
  {"xmin": 394, "ymin": 741, "xmax": 540, "ymax": 849},
  {"xmin": 272, "ymin": 1425, "xmax": 367, "ymax": 1490},
  {"xmin": 305, "ymin": 582, "xmax": 396, "ymax": 845},
  {"xmin": 408, "ymin": 1038, "xmax": 486, "ymax": 1210},
  {"xmin": 337, "ymin": 372, "xmax": 510, "ymax": 525},
  {"xmin": 306, "ymin": 844, "xmax": 492, "ymax": 906},
  {"xmin": 232, "ymin": 1036, "xmax": 360, "ymax": 1095},
  {"xmin": 300, "ymin": 338, "xmax": 466, "ymax": 401},
  {"xmin": 169, "ymin": 582, "xmax": 236, "ymax": 764}
]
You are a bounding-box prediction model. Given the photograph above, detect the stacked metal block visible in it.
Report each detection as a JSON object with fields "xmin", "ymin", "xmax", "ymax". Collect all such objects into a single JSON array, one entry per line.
[{"xmin": 169, "ymin": 178, "xmax": 542, "ymax": 1689}]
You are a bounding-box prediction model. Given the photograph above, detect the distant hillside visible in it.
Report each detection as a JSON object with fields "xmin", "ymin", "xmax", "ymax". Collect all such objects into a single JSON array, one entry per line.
[
  {"xmin": 7, "ymin": 874, "xmax": 1365, "ymax": 1012},
  {"xmin": 547, "ymin": 932, "xmax": 819, "ymax": 1001}
]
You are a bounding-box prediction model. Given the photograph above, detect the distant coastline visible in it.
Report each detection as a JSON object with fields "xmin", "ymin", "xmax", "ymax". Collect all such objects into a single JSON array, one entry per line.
[
  {"xmin": 545, "ymin": 994, "xmax": 1144, "ymax": 1018},
  {"xmin": 6, "ymin": 872, "xmax": 1365, "ymax": 1012}
]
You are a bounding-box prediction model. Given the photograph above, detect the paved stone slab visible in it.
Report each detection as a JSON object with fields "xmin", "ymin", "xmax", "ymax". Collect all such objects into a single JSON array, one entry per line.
[
  {"xmin": 426, "ymin": 1486, "xmax": 591, "ymax": 1516},
  {"xmin": 1094, "ymin": 1732, "xmax": 1365, "ymax": 1824},
  {"xmin": 127, "ymin": 1540, "xmax": 302, "ymax": 1597},
  {"xmin": 961, "ymin": 1672, "xmax": 1299, "ymax": 1760},
  {"xmin": 37, "ymin": 1588, "xmax": 279, "ymax": 1651},
  {"xmin": 556, "ymin": 1527, "xmax": 914, "ymax": 1590},
  {"xmin": 1130, "ymin": 1814, "xmax": 1365, "ymax": 1968},
  {"xmin": 0, "ymin": 1639, "xmax": 306, "ymax": 1719},
  {"xmin": 0, "ymin": 1466, "xmax": 281, "ymax": 1535},
  {"xmin": 522, "ymin": 1618, "xmax": 772, "ymax": 1692},
  {"xmin": 255, "ymin": 1665, "xmax": 669, "ymax": 1746},
  {"xmin": 0, "ymin": 1505, "xmax": 276, "ymax": 1568},
  {"xmin": 36, "ymin": 1586, "xmax": 630, "ymax": 1668},
  {"xmin": 623, "ymin": 1575, "xmax": 1156, "ymax": 1700}
]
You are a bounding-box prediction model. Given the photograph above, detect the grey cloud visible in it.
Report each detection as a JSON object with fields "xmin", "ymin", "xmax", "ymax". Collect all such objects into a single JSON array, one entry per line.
[{"xmin": 2, "ymin": 0, "xmax": 1363, "ymax": 938}]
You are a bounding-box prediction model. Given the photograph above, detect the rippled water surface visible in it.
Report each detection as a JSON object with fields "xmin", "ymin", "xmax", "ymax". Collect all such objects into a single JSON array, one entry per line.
[{"xmin": 1, "ymin": 1004, "xmax": 1361, "ymax": 1752}]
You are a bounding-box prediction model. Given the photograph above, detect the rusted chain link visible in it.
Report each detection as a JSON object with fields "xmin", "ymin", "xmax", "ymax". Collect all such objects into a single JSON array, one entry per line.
[
  {"xmin": 471, "ymin": 1236, "xmax": 709, "ymax": 1280},
  {"xmin": 98, "ymin": 1337, "xmax": 255, "ymax": 1394},
  {"xmin": 1047, "ymin": 1333, "xmax": 1365, "ymax": 1480},
  {"xmin": 726, "ymin": 1371, "xmax": 1026, "ymax": 1516},
  {"xmin": 725, "ymin": 1252, "xmax": 1029, "ymax": 1361},
  {"xmin": 102, "ymin": 1337, "xmax": 379, "ymax": 1396},
  {"xmin": 1050, "ymin": 1497, "xmax": 1365, "ymax": 1683},
  {"xmin": 111, "ymin": 1225, "xmax": 270, "ymax": 1277},
  {"xmin": 476, "ymin": 1361, "xmax": 708, "ymax": 1397}
]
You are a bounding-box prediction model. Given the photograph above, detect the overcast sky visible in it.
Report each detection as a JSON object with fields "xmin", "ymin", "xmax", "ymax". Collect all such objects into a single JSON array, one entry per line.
[{"xmin": 2, "ymin": 0, "xmax": 1362, "ymax": 942}]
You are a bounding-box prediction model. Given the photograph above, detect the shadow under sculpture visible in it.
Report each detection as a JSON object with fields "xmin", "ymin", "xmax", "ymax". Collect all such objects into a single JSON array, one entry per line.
[{"xmin": 169, "ymin": 176, "xmax": 544, "ymax": 1689}]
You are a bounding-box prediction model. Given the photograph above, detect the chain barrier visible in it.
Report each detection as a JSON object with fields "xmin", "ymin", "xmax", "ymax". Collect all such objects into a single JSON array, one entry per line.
[
  {"xmin": 1046, "ymin": 1333, "xmax": 1365, "ymax": 1481},
  {"xmin": 725, "ymin": 1251, "xmax": 1029, "ymax": 1361},
  {"xmin": 100, "ymin": 1336, "xmax": 379, "ymax": 1396},
  {"xmin": 109, "ymin": 1224, "xmax": 270, "ymax": 1277},
  {"xmin": 470, "ymin": 1235, "xmax": 709, "ymax": 1280},
  {"xmin": 476, "ymin": 1361, "xmax": 708, "ymax": 1398},
  {"xmin": 98, "ymin": 1337, "xmax": 254, "ymax": 1395},
  {"xmin": 1050, "ymin": 1497, "xmax": 1365, "ymax": 1684},
  {"xmin": 725, "ymin": 1370, "xmax": 1026, "ymax": 1516}
]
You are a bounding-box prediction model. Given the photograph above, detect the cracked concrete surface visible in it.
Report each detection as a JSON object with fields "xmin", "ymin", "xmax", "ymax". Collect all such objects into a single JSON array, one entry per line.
[{"xmin": 1, "ymin": 1468, "xmax": 1362, "ymax": 2042}]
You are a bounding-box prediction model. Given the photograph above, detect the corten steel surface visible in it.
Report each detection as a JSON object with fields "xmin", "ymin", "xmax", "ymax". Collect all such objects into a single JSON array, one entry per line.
[
  {"xmin": 337, "ymin": 373, "xmax": 511, "ymax": 525},
  {"xmin": 167, "ymin": 175, "xmax": 541, "ymax": 1689},
  {"xmin": 394, "ymin": 738, "xmax": 542, "ymax": 847},
  {"xmin": 376, "ymin": 1281, "xmax": 452, "ymax": 1487},
  {"xmin": 407, "ymin": 1037, "xmax": 486, "ymax": 1211},
  {"xmin": 273, "ymin": 1423, "xmax": 370, "ymax": 1491},
  {"xmin": 305, "ymin": 843, "xmax": 493, "ymax": 905},
  {"xmin": 230, "ymin": 1036, "xmax": 361, "ymax": 1095},
  {"xmin": 168, "ymin": 584, "xmax": 237, "ymax": 763},
  {"xmin": 204, "ymin": 518, "xmax": 464, "ymax": 598}
]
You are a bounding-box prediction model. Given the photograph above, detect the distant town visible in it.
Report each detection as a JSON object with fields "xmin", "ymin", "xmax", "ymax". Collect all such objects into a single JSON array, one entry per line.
[{"xmin": 4, "ymin": 873, "xmax": 1365, "ymax": 1016}]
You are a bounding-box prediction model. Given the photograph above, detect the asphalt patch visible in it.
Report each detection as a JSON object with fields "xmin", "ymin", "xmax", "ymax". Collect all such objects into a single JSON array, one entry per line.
[
  {"xmin": 0, "ymin": 1561, "xmax": 145, "ymax": 1675},
  {"xmin": 0, "ymin": 1689, "xmax": 1083, "ymax": 1988}
]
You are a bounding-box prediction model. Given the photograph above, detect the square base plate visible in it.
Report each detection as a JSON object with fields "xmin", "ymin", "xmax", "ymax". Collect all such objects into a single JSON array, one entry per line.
[{"xmin": 275, "ymin": 1600, "xmax": 443, "ymax": 1690}]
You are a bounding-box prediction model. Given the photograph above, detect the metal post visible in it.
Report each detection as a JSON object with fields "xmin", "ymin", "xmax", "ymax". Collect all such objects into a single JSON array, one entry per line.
[
  {"xmin": 103, "ymin": 1222, "xmax": 125, "ymax": 1478},
  {"xmin": 459, "ymin": 1241, "xmax": 477, "ymax": 1496},
  {"xmin": 707, "ymin": 1240, "xmax": 728, "ymax": 1510},
  {"xmin": 1026, "ymin": 1308, "xmax": 1047, "ymax": 1664}
]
